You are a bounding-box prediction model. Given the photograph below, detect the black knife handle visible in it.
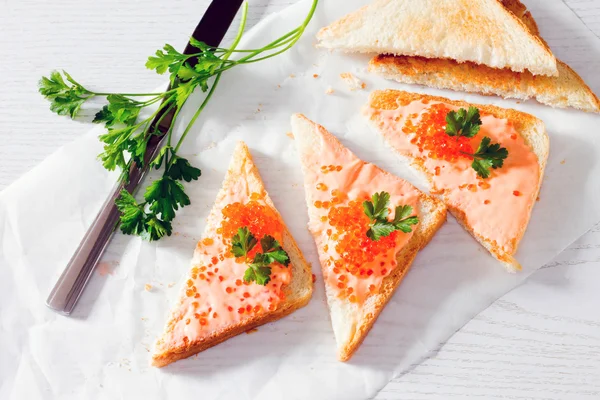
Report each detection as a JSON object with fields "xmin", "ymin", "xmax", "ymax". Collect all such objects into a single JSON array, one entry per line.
[{"xmin": 184, "ymin": 0, "xmax": 245, "ymax": 54}]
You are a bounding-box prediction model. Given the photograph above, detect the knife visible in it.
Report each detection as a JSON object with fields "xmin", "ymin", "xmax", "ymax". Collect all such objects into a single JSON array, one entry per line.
[{"xmin": 46, "ymin": 0, "xmax": 245, "ymax": 315}]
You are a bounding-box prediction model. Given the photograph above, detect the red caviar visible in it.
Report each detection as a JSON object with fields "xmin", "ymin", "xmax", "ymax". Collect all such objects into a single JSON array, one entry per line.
[
  {"xmin": 403, "ymin": 103, "xmax": 474, "ymax": 162},
  {"xmin": 328, "ymin": 199, "xmax": 400, "ymax": 277},
  {"xmin": 220, "ymin": 200, "xmax": 283, "ymax": 256}
]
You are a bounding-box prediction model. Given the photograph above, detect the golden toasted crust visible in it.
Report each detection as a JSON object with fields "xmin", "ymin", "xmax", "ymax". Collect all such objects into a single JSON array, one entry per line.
[
  {"xmin": 152, "ymin": 143, "xmax": 312, "ymax": 367},
  {"xmin": 368, "ymin": 89, "xmax": 542, "ymax": 132},
  {"xmin": 366, "ymin": 90, "xmax": 548, "ymax": 272},
  {"xmin": 338, "ymin": 193, "xmax": 447, "ymax": 361},
  {"xmin": 369, "ymin": 55, "xmax": 600, "ymax": 113}
]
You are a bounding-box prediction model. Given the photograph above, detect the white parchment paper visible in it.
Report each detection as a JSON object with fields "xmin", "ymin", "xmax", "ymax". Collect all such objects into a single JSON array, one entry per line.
[{"xmin": 1, "ymin": 1, "xmax": 600, "ymax": 399}]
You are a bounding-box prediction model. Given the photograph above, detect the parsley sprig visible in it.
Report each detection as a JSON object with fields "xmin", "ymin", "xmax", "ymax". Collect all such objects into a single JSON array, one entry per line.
[
  {"xmin": 362, "ymin": 192, "xmax": 419, "ymax": 241},
  {"xmin": 38, "ymin": 0, "xmax": 318, "ymax": 241},
  {"xmin": 445, "ymin": 107, "xmax": 508, "ymax": 179},
  {"xmin": 231, "ymin": 227, "xmax": 290, "ymax": 285}
]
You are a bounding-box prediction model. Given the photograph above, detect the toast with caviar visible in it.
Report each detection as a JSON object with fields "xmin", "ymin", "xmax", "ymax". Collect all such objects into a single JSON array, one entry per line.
[
  {"xmin": 365, "ymin": 90, "xmax": 549, "ymax": 272},
  {"xmin": 152, "ymin": 142, "xmax": 312, "ymax": 367},
  {"xmin": 368, "ymin": 0, "xmax": 600, "ymax": 112},
  {"xmin": 316, "ymin": 0, "xmax": 557, "ymax": 76},
  {"xmin": 291, "ymin": 114, "xmax": 447, "ymax": 361}
]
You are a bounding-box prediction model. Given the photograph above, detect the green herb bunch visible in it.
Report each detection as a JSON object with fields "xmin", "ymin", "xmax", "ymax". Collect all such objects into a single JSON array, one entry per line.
[{"xmin": 38, "ymin": 0, "xmax": 318, "ymax": 241}]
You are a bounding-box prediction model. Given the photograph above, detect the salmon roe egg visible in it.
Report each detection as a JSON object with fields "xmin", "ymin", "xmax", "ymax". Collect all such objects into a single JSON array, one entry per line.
[{"xmin": 202, "ymin": 238, "xmax": 214, "ymax": 246}]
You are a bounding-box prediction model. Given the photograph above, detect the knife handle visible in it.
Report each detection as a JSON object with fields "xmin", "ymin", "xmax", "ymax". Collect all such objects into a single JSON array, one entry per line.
[
  {"xmin": 45, "ymin": 180, "xmax": 123, "ymax": 315},
  {"xmin": 45, "ymin": 138, "xmax": 160, "ymax": 315}
]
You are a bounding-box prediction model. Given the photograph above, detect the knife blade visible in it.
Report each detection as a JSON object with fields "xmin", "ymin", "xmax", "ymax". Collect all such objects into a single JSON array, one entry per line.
[{"xmin": 46, "ymin": 0, "xmax": 245, "ymax": 315}]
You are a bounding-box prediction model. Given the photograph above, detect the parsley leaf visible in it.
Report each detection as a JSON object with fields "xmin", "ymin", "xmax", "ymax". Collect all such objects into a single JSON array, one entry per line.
[
  {"xmin": 259, "ymin": 235, "xmax": 290, "ymax": 266},
  {"xmin": 144, "ymin": 177, "xmax": 190, "ymax": 222},
  {"xmin": 145, "ymin": 44, "xmax": 188, "ymax": 75},
  {"xmin": 469, "ymin": 136, "xmax": 509, "ymax": 179},
  {"xmin": 393, "ymin": 205, "xmax": 420, "ymax": 233},
  {"xmin": 445, "ymin": 107, "xmax": 482, "ymax": 138},
  {"xmin": 167, "ymin": 155, "xmax": 201, "ymax": 182},
  {"xmin": 363, "ymin": 192, "xmax": 419, "ymax": 241},
  {"xmin": 368, "ymin": 221, "xmax": 397, "ymax": 240},
  {"xmin": 115, "ymin": 190, "xmax": 146, "ymax": 236},
  {"xmin": 39, "ymin": 71, "xmax": 93, "ymax": 118},
  {"xmin": 143, "ymin": 216, "xmax": 173, "ymax": 241},
  {"xmin": 93, "ymin": 105, "xmax": 114, "ymax": 125},
  {"xmin": 362, "ymin": 191, "xmax": 390, "ymax": 221},
  {"xmin": 243, "ymin": 264, "xmax": 272, "ymax": 286},
  {"xmin": 231, "ymin": 227, "xmax": 257, "ymax": 258}
]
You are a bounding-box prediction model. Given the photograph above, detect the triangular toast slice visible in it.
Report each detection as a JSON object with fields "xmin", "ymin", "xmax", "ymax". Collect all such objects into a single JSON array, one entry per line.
[
  {"xmin": 152, "ymin": 142, "xmax": 312, "ymax": 367},
  {"xmin": 368, "ymin": 0, "xmax": 600, "ymax": 113},
  {"xmin": 366, "ymin": 90, "xmax": 549, "ymax": 272},
  {"xmin": 291, "ymin": 114, "xmax": 446, "ymax": 361},
  {"xmin": 316, "ymin": 0, "xmax": 557, "ymax": 76}
]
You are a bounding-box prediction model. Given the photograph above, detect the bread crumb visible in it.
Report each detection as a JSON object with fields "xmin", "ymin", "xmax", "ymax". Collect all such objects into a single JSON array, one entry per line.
[
  {"xmin": 340, "ymin": 72, "xmax": 365, "ymax": 91},
  {"xmin": 286, "ymin": 131, "xmax": 294, "ymax": 139},
  {"xmin": 246, "ymin": 328, "xmax": 258, "ymax": 334},
  {"xmin": 313, "ymin": 74, "xmax": 319, "ymax": 78},
  {"xmin": 141, "ymin": 317, "xmax": 148, "ymax": 321},
  {"xmin": 202, "ymin": 141, "xmax": 216, "ymax": 151},
  {"xmin": 167, "ymin": 282, "xmax": 176, "ymax": 288},
  {"xmin": 289, "ymin": 73, "xmax": 296, "ymax": 78},
  {"xmin": 325, "ymin": 86, "xmax": 334, "ymax": 95},
  {"xmin": 97, "ymin": 261, "xmax": 116, "ymax": 276},
  {"xmin": 560, "ymin": 159, "xmax": 566, "ymax": 165},
  {"xmin": 144, "ymin": 284, "xmax": 152, "ymax": 292}
]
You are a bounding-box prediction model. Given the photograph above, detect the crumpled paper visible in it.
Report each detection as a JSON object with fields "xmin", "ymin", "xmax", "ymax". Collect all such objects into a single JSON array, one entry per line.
[{"xmin": 1, "ymin": 0, "xmax": 600, "ymax": 399}]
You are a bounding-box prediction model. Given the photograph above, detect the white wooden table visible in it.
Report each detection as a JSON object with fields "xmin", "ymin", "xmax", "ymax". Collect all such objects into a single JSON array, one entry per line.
[{"xmin": 1, "ymin": 0, "xmax": 599, "ymax": 398}]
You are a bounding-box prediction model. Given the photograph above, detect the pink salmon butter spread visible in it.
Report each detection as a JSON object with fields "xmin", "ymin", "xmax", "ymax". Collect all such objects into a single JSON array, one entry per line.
[
  {"xmin": 299, "ymin": 123, "xmax": 421, "ymax": 305},
  {"xmin": 366, "ymin": 99, "xmax": 540, "ymax": 257},
  {"xmin": 155, "ymin": 183, "xmax": 291, "ymax": 352}
]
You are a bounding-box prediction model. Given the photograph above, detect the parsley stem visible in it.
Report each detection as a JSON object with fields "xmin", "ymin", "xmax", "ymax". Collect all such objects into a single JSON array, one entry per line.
[
  {"xmin": 92, "ymin": 92, "xmax": 168, "ymax": 97},
  {"xmin": 172, "ymin": 2, "xmax": 247, "ymax": 155},
  {"xmin": 173, "ymin": 73, "xmax": 222, "ymax": 154}
]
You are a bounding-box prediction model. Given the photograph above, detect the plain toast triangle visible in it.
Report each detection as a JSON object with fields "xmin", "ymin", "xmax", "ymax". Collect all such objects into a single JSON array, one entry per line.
[
  {"xmin": 316, "ymin": 0, "xmax": 557, "ymax": 76},
  {"xmin": 368, "ymin": 0, "xmax": 599, "ymax": 113}
]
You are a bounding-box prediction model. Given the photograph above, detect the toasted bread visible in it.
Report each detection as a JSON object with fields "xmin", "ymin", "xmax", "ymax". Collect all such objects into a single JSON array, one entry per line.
[
  {"xmin": 291, "ymin": 114, "xmax": 447, "ymax": 361},
  {"xmin": 151, "ymin": 142, "xmax": 312, "ymax": 367},
  {"xmin": 368, "ymin": 0, "xmax": 600, "ymax": 113},
  {"xmin": 366, "ymin": 90, "xmax": 548, "ymax": 272},
  {"xmin": 316, "ymin": 0, "xmax": 557, "ymax": 76}
]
